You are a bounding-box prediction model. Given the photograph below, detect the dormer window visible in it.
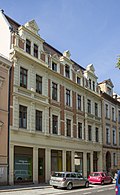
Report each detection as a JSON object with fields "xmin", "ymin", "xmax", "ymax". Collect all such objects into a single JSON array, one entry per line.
[
  {"xmin": 26, "ymin": 39, "xmax": 31, "ymax": 54},
  {"xmin": 65, "ymin": 65, "xmax": 70, "ymax": 78},
  {"xmin": 34, "ymin": 44, "xmax": 38, "ymax": 58},
  {"xmin": 52, "ymin": 61, "xmax": 57, "ymax": 71}
]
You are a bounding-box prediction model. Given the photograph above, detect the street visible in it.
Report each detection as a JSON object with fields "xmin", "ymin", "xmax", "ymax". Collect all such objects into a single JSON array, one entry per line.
[{"xmin": 0, "ymin": 183, "xmax": 115, "ymax": 195}]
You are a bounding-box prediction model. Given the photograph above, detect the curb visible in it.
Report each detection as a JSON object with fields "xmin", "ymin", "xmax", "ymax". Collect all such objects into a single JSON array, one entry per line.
[{"xmin": 0, "ymin": 185, "xmax": 51, "ymax": 193}]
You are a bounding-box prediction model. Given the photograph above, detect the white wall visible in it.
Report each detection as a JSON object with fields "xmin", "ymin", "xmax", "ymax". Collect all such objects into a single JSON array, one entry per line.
[{"xmin": 0, "ymin": 11, "xmax": 11, "ymax": 58}]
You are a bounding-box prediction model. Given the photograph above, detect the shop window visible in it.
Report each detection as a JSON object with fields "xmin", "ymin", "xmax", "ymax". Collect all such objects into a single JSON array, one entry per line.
[
  {"xmin": 19, "ymin": 105, "xmax": 27, "ymax": 129},
  {"xmin": 20, "ymin": 67, "xmax": 28, "ymax": 88},
  {"xmin": 87, "ymin": 153, "xmax": 91, "ymax": 177},
  {"xmin": 74, "ymin": 152, "xmax": 83, "ymax": 175},
  {"xmin": 36, "ymin": 75, "xmax": 42, "ymax": 94},
  {"xmin": 66, "ymin": 151, "xmax": 71, "ymax": 172},
  {"xmin": 14, "ymin": 146, "xmax": 33, "ymax": 183},
  {"xmin": 51, "ymin": 150, "xmax": 62, "ymax": 173}
]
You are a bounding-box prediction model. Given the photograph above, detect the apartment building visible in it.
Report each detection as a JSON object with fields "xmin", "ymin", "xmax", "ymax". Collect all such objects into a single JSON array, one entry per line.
[
  {"xmin": 99, "ymin": 79, "xmax": 120, "ymax": 173},
  {"xmin": 0, "ymin": 10, "xmax": 103, "ymax": 185},
  {"xmin": 0, "ymin": 54, "xmax": 11, "ymax": 185}
]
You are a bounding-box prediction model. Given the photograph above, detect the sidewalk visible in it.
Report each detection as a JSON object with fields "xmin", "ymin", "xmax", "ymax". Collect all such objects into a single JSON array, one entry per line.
[{"xmin": 0, "ymin": 183, "xmax": 51, "ymax": 193}]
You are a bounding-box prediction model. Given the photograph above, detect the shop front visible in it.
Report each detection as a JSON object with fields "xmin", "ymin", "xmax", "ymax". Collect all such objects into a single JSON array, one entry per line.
[{"xmin": 14, "ymin": 146, "xmax": 33, "ymax": 184}]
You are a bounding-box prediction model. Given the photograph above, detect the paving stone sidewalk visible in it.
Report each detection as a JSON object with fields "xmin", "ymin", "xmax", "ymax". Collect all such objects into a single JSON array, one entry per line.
[{"xmin": 0, "ymin": 183, "xmax": 51, "ymax": 193}]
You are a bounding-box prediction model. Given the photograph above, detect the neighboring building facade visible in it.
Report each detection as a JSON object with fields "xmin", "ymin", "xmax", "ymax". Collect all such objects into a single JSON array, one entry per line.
[
  {"xmin": 0, "ymin": 10, "xmax": 103, "ymax": 185},
  {"xmin": 99, "ymin": 79, "xmax": 120, "ymax": 173},
  {"xmin": 0, "ymin": 54, "xmax": 11, "ymax": 185}
]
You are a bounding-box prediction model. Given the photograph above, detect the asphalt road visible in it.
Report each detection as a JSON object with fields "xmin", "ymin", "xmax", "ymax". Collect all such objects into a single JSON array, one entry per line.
[{"xmin": 0, "ymin": 183, "xmax": 116, "ymax": 195}]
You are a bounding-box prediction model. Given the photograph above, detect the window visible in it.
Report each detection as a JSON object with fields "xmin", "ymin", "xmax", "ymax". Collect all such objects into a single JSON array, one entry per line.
[
  {"xmin": 78, "ymin": 122, "xmax": 82, "ymax": 139},
  {"xmin": 36, "ymin": 110, "xmax": 42, "ymax": 131},
  {"xmin": 36, "ymin": 75, "xmax": 42, "ymax": 94},
  {"xmin": 95, "ymin": 103, "xmax": 98, "ymax": 116},
  {"xmin": 66, "ymin": 119, "xmax": 71, "ymax": 137},
  {"xmin": 106, "ymin": 127, "xmax": 110, "ymax": 144},
  {"xmin": 112, "ymin": 107, "xmax": 115, "ymax": 121},
  {"xmin": 20, "ymin": 67, "xmax": 27, "ymax": 88},
  {"xmin": 87, "ymin": 99, "xmax": 91, "ymax": 114},
  {"xmin": 118, "ymin": 111, "xmax": 120, "ymax": 123},
  {"xmin": 113, "ymin": 153, "xmax": 117, "ymax": 166},
  {"xmin": 52, "ymin": 62, "xmax": 57, "ymax": 71},
  {"xmin": 93, "ymin": 81, "xmax": 95, "ymax": 91},
  {"xmin": 19, "ymin": 105, "xmax": 27, "ymax": 128},
  {"xmin": 89, "ymin": 79, "xmax": 91, "ymax": 89},
  {"xmin": 52, "ymin": 115, "xmax": 58, "ymax": 134},
  {"xmin": 105, "ymin": 104, "xmax": 109, "ymax": 118},
  {"xmin": 77, "ymin": 77, "xmax": 81, "ymax": 85},
  {"xmin": 95, "ymin": 127, "xmax": 99, "ymax": 142},
  {"xmin": 65, "ymin": 65, "xmax": 70, "ymax": 78},
  {"xmin": 113, "ymin": 128, "xmax": 116, "ymax": 145},
  {"xmin": 52, "ymin": 82, "xmax": 57, "ymax": 101},
  {"xmin": 88, "ymin": 125, "xmax": 92, "ymax": 141},
  {"xmin": 66, "ymin": 89, "xmax": 70, "ymax": 106},
  {"xmin": 119, "ymin": 129, "xmax": 120, "ymax": 146},
  {"xmin": 26, "ymin": 39, "xmax": 31, "ymax": 54},
  {"xmin": 66, "ymin": 151, "xmax": 71, "ymax": 171},
  {"xmin": 34, "ymin": 44, "xmax": 38, "ymax": 58},
  {"xmin": 77, "ymin": 95, "xmax": 81, "ymax": 110}
]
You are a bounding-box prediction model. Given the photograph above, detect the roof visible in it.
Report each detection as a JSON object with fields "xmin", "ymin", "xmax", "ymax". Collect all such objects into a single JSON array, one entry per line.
[{"xmin": 4, "ymin": 13, "xmax": 85, "ymax": 71}]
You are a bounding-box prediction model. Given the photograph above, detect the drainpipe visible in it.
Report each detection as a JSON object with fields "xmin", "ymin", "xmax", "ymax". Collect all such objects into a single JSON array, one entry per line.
[{"xmin": 7, "ymin": 66, "xmax": 12, "ymax": 185}]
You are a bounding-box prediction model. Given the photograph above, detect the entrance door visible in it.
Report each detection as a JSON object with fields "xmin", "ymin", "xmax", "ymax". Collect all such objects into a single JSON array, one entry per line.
[{"xmin": 38, "ymin": 149, "xmax": 45, "ymax": 183}]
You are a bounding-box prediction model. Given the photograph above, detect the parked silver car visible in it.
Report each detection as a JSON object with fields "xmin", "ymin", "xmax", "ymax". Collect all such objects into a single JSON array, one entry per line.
[{"xmin": 50, "ymin": 172, "xmax": 89, "ymax": 190}]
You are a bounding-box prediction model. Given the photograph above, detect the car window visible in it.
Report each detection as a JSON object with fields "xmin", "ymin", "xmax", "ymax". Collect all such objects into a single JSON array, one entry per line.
[
  {"xmin": 94, "ymin": 173, "xmax": 100, "ymax": 177},
  {"xmin": 77, "ymin": 173, "xmax": 83, "ymax": 178},
  {"xmin": 66, "ymin": 174, "xmax": 71, "ymax": 178},
  {"xmin": 71, "ymin": 173, "xmax": 76, "ymax": 178},
  {"xmin": 52, "ymin": 172, "xmax": 65, "ymax": 177}
]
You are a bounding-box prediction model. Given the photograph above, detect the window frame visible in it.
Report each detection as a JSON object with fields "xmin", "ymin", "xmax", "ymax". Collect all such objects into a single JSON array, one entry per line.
[
  {"xmin": 20, "ymin": 67, "xmax": 28, "ymax": 88},
  {"xmin": 36, "ymin": 74, "xmax": 42, "ymax": 94},
  {"xmin": 52, "ymin": 115, "xmax": 58, "ymax": 134},
  {"xmin": 36, "ymin": 110, "xmax": 42, "ymax": 131},
  {"xmin": 19, "ymin": 105, "xmax": 27, "ymax": 129}
]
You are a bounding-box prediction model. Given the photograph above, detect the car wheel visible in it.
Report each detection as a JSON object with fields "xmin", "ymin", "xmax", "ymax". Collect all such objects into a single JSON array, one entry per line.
[
  {"xmin": 85, "ymin": 181, "xmax": 89, "ymax": 188},
  {"xmin": 101, "ymin": 180, "xmax": 104, "ymax": 185},
  {"xmin": 17, "ymin": 177, "xmax": 22, "ymax": 181},
  {"xmin": 67, "ymin": 182, "xmax": 73, "ymax": 190},
  {"xmin": 53, "ymin": 186, "xmax": 57, "ymax": 189}
]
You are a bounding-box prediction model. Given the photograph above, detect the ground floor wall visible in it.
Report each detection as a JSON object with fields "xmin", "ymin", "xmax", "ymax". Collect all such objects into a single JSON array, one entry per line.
[
  {"xmin": 0, "ymin": 156, "xmax": 8, "ymax": 185},
  {"xmin": 103, "ymin": 147, "xmax": 120, "ymax": 176},
  {"xmin": 9, "ymin": 130, "xmax": 103, "ymax": 185}
]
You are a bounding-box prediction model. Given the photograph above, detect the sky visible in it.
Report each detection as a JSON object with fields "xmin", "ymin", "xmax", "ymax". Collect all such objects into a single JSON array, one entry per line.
[{"xmin": 0, "ymin": 0, "xmax": 120, "ymax": 93}]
